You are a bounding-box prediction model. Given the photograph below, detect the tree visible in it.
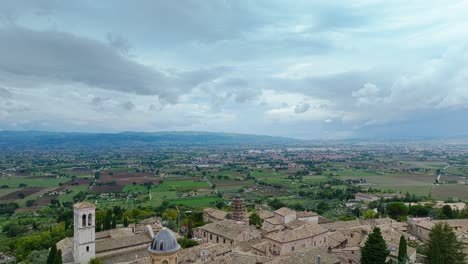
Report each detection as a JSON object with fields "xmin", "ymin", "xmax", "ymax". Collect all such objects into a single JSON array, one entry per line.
[
  {"xmin": 47, "ymin": 244, "xmax": 57, "ymax": 264},
  {"xmin": 89, "ymin": 258, "xmax": 103, "ymax": 264},
  {"xmin": 386, "ymin": 202, "xmax": 409, "ymax": 221},
  {"xmin": 360, "ymin": 227, "xmax": 389, "ymax": 264},
  {"xmin": 363, "ymin": 210, "xmax": 377, "ymax": 219},
  {"xmin": 27, "ymin": 249, "xmax": 49, "ymax": 264},
  {"xmin": 427, "ymin": 222, "xmax": 466, "ymax": 264},
  {"xmin": 440, "ymin": 205, "xmax": 453, "ymax": 219},
  {"xmin": 54, "ymin": 249, "xmax": 62, "ymax": 264},
  {"xmin": 123, "ymin": 216, "xmax": 129, "ymax": 227},
  {"xmin": 249, "ymin": 212, "xmax": 262, "ymax": 228},
  {"xmin": 398, "ymin": 235, "xmax": 408, "ymax": 264},
  {"xmin": 111, "ymin": 215, "xmax": 116, "ymax": 229}
]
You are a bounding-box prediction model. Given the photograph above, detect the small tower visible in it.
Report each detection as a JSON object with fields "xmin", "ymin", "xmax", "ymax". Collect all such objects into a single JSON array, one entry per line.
[
  {"xmin": 73, "ymin": 202, "xmax": 96, "ymax": 264},
  {"xmin": 232, "ymin": 194, "xmax": 245, "ymax": 221},
  {"xmin": 148, "ymin": 228, "xmax": 180, "ymax": 264}
]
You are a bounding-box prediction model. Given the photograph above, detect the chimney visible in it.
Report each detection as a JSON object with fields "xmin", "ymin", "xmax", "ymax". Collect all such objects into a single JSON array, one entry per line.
[{"xmin": 317, "ymin": 255, "xmax": 321, "ymax": 264}]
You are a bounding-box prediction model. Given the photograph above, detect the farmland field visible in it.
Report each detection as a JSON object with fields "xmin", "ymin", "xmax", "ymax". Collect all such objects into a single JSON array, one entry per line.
[
  {"xmin": 0, "ymin": 177, "xmax": 69, "ymax": 188},
  {"xmin": 431, "ymin": 185, "xmax": 468, "ymax": 200}
]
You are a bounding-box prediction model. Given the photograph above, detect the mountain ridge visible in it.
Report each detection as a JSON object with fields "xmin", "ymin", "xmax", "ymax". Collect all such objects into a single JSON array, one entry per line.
[{"xmin": 0, "ymin": 130, "xmax": 302, "ymax": 149}]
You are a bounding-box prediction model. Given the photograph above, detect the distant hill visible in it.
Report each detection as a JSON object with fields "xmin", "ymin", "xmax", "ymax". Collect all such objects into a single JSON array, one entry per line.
[{"xmin": 0, "ymin": 130, "xmax": 301, "ymax": 149}]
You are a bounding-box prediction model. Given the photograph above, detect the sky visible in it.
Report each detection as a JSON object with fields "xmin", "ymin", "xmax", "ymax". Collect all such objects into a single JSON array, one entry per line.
[{"xmin": 1, "ymin": 0, "xmax": 468, "ymax": 139}]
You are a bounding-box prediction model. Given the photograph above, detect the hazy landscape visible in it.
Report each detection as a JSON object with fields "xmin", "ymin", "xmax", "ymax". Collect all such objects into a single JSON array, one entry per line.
[{"xmin": 1, "ymin": 1, "xmax": 468, "ymax": 264}]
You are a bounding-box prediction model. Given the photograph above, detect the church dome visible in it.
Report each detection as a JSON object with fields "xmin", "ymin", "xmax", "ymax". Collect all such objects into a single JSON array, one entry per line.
[{"xmin": 148, "ymin": 228, "xmax": 180, "ymax": 254}]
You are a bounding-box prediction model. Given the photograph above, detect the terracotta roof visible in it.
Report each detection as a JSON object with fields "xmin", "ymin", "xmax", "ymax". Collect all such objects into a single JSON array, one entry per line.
[
  {"xmin": 258, "ymin": 210, "xmax": 275, "ymax": 220},
  {"xmin": 205, "ymin": 208, "xmax": 228, "ymax": 220},
  {"xmin": 297, "ymin": 211, "xmax": 319, "ymax": 218},
  {"xmin": 204, "ymin": 250, "xmax": 271, "ymax": 264},
  {"xmin": 96, "ymin": 229, "xmax": 152, "ymax": 253},
  {"xmin": 200, "ymin": 220, "xmax": 259, "ymax": 241},
  {"xmin": 265, "ymin": 223, "xmax": 328, "ymax": 243},
  {"xmin": 267, "ymin": 248, "xmax": 340, "ymax": 264},
  {"xmin": 285, "ymin": 219, "xmax": 305, "ymax": 230},
  {"xmin": 73, "ymin": 201, "xmax": 96, "ymax": 209},
  {"xmin": 274, "ymin": 207, "xmax": 296, "ymax": 217},
  {"xmin": 264, "ymin": 217, "xmax": 283, "ymax": 225},
  {"xmin": 320, "ymin": 220, "xmax": 362, "ymax": 231}
]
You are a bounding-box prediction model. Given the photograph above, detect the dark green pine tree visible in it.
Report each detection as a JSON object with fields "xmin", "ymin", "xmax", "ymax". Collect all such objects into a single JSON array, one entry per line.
[
  {"xmin": 111, "ymin": 215, "xmax": 117, "ymax": 229},
  {"xmin": 360, "ymin": 227, "xmax": 389, "ymax": 264},
  {"xmin": 427, "ymin": 222, "xmax": 466, "ymax": 264},
  {"xmin": 105, "ymin": 209, "xmax": 112, "ymax": 230},
  {"xmin": 54, "ymin": 249, "xmax": 62, "ymax": 264},
  {"xmin": 123, "ymin": 216, "xmax": 129, "ymax": 227},
  {"xmin": 398, "ymin": 235, "xmax": 408, "ymax": 264},
  {"xmin": 47, "ymin": 244, "xmax": 57, "ymax": 264}
]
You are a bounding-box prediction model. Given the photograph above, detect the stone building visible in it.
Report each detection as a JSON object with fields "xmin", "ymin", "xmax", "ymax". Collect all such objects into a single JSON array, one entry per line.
[
  {"xmin": 202, "ymin": 208, "xmax": 227, "ymax": 222},
  {"xmin": 148, "ymin": 228, "xmax": 180, "ymax": 264},
  {"xmin": 252, "ymin": 223, "xmax": 329, "ymax": 257},
  {"xmin": 195, "ymin": 220, "xmax": 261, "ymax": 246},
  {"xmin": 58, "ymin": 202, "xmax": 164, "ymax": 264},
  {"xmin": 73, "ymin": 202, "xmax": 96, "ymax": 264}
]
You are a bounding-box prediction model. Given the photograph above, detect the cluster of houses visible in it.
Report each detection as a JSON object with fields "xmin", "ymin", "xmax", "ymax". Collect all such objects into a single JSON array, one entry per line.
[
  {"xmin": 197, "ymin": 206, "xmax": 421, "ymax": 264},
  {"xmin": 59, "ymin": 200, "xmax": 468, "ymax": 264}
]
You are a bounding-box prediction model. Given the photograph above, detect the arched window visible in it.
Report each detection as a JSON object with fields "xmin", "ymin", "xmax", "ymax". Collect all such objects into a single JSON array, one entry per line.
[
  {"xmin": 159, "ymin": 242, "xmax": 164, "ymax": 251},
  {"xmin": 292, "ymin": 246, "xmax": 295, "ymax": 251},
  {"xmin": 162, "ymin": 260, "xmax": 168, "ymax": 264},
  {"xmin": 86, "ymin": 246, "xmax": 89, "ymax": 252},
  {"xmin": 152, "ymin": 259, "xmax": 155, "ymax": 264},
  {"xmin": 216, "ymin": 236, "xmax": 219, "ymax": 243},
  {"xmin": 82, "ymin": 214, "xmax": 87, "ymax": 227},
  {"xmin": 88, "ymin": 213, "xmax": 92, "ymax": 226}
]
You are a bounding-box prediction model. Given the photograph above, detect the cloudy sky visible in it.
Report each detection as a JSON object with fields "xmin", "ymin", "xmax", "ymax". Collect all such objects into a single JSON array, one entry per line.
[{"xmin": 1, "ymin": 0, "xmax": 468, "ymax": 139}]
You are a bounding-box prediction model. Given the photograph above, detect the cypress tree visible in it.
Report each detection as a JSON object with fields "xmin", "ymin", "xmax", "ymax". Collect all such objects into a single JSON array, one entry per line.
[
  {"xmin": 54, "ymin": 249, "xmax": 62, "ymax": 264},
  {"xmin": 398, "ymin": 235, "xmax": 408, "ymax": 264},
  {"xmin": 111, "ymin": 215, "xmax": 116, "ymax": 229},
  {"xmin": 360, "ymin": 227, "xmax": 389, "ymax": 264},
  {"xmin": 427, "ymin": 222, "xmax": 466, "ymax": 264},
  {"xmin": 47, "ymin": 244, "xmax": 57, "ymax": 264},
  {"xmin": 123, "ymin": 216, "xmax": 129, "ymax": 227}
]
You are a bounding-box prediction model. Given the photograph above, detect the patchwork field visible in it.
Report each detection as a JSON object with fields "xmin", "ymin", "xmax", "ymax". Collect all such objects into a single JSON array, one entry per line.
[
  {"xmin": 0, "ymin": 177, "xmax": 69, "ymax": 188},
  {"xmin": 431, "ymin": 185, "xmax": 468, "ymax": 200}
]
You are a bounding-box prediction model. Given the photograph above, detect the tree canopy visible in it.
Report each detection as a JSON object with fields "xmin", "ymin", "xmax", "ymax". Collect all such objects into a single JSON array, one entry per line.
[
  {"xmin": 427, "ymin": 222, "xmax": 466, "ymax": 264},
  {"xmin": 360, "ymin": 227, "xmax": 389, "ymax": 264}
]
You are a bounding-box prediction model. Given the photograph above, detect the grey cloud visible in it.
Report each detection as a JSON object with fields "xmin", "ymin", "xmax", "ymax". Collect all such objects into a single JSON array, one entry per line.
[
  {"xmin": 294, "ymin": 103, "xmax": 311, "ymax": 114},
  {"xmin": 0, "ymin": 87, "xmax": 12, "ymax": 98},
  {"xmin": 107, "ymin": 33, "xmax": 132, "ymax": 55},
  {"xmin": 121, "ymin": 101, "xmax": 135, "ymax": 111},
  {"xmin": 0, "ymin": 26, "xmax": 225, "ymax": 102}
]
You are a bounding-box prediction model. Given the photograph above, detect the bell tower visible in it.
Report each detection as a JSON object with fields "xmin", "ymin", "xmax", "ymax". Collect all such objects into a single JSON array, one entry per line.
[{"xmin": 73, "ymin": 202, "xmax": 96, "ymax": 264}]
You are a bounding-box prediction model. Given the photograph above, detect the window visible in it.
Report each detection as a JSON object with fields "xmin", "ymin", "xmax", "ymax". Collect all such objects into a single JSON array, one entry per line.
[
  {"xmin": 216, "ymin": 236, "xmax": 219, "ymax": 243},
  {"xmin": 88, "ymin": 214, "xmax": 92, "ymax": 226},
  {"xmin": 291, "ymin": 246, "xmax": 295, "ymax": 251},
  {"xmin": 324, "ymin": 237, "xmax": 326, "ymax": 243},
  {"xmin": 82, "ymin": 214, "xmax": 87, "ymax": 227},
  {"xmin": 210, "ymin": 234, "xmax": 212, "ymax": 240},
  {"xmin": 160, "ymin": 242, "xmax": 164, "ymax": 251},
  {"xmin": 86, "ymin": 246, "xmax": 89, "ymax": 252},
  {"xmin": 223, "ymin": 238, "xmax": 226, "ymax": 243},
  {"xmin": 152, "ymin": 260, "xmax": 155, "ymax": 264},
  {"xmin": 162, "ymin": 261, "xmax": 168, "ymax": 264},
  {"xmin": 204, "ymin": 232, "xmax": 206, "ymax": 237},
  {"xmin": 314, "ymin": 241, "xmax": 316, "ymax": 246}
]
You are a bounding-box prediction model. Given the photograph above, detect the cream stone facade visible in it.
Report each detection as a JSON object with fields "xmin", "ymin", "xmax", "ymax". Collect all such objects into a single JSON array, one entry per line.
[{"xmin": 73, "ymin": 202, "xmax": 96, "ymax": 264}]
